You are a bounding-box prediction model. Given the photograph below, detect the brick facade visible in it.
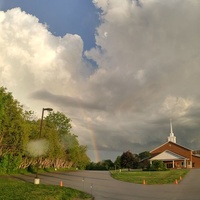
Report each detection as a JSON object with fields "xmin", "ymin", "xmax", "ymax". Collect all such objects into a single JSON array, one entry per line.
[
  {"xmin": 192, "ymin": 155, "xmax": 200, "ymax": 168},
  {"xmin": 150, "ymin": 141, "xmax": 200, "ymax": 168}
]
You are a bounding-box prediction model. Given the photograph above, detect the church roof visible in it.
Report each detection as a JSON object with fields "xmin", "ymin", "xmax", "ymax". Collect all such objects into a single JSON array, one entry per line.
[
  {"xmin": 150, "ymin": 141, "xmax": 193, "ymax": 153},
  {"xmin": 192, "ymin": 154, "xmax": 200, "ymax": 158},
  {"xmin": 150, "ymin": 150, "xmax": 188, "ymax": 161}
]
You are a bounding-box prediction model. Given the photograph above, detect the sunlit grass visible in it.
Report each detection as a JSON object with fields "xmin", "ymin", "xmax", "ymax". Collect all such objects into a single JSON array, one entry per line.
[
  {"xmin": 0, "ymin": 177, "xmax": 92, "ymax": 200},
  {"xmin": 110, "ymin": 169, "xmax": 189, "ymax": 185}
]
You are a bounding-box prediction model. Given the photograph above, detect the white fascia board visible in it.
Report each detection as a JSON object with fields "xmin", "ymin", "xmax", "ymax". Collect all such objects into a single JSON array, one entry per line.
[{"xmin": 150, "ymin": 150, "xmax": 187, "ymax": 161}]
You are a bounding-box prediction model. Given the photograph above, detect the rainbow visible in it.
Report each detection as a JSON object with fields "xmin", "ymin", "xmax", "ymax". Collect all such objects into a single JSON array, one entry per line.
[
  {"xmin": 69, "ymin": 99, "xmax": 100, "ymax": 162},
  {"xmin": 89, "ymin": 128, "xmax": 100, "ymax": 162}
]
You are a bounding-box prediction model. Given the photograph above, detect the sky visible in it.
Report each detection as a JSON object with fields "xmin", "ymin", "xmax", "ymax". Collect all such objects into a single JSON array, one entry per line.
[{"xmin": 1, "ymin": 0, "xmax": 200, "ymax": 162}]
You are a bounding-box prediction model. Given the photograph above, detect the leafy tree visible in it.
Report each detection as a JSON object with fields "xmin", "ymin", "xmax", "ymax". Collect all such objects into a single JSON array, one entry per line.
[
  {"xmin": 86, "ymin": 160, "xmax": 113, "ymax": 170},
  {"xmin": 0, "ymin": 88, "xmax": 26, "ymax": 153},
  {"xmin": 138, "ymin": 151, "xmax": 151, "ymax": 160},
  {"xmin": 45, "ymin": 111, "xmax": 90, "ymax": 169},
  {"xmin": 44, "ymin": 111, "xmax": 74, "ymax": 158},
  {"xmin": 86, "ymin": 162, "xmax": 104, "ymax": 170},
  {"xmin": 0, "ymin": 87, "xmax": 29, "ymax": 173},
  {"xmin": 120, "ymin": 151, "xmax": 139, "ymax": 170},
  {"xmin": 114, "ymin": 156, "xmax": 121, "ymax": 169},
  {"xmin": 102, "ymin": 159, "xmax": 114, "ymax": 170},
  {"xmin": 45, "ymin": 111, "xmax": 72, "ymax": 136},
  {"xmin": 71, "ymin": 143, "xmax": 89, "ymax": 168}
]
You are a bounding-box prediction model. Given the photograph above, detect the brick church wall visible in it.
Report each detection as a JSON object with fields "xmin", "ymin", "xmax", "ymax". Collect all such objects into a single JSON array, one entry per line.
[
  {"xmin": 151, "ymin": 142, "xmax": 192, "ymax": 162},
  {"xmin": 192, "ymin": 155, "xmax": 200, "ymax": 168}
]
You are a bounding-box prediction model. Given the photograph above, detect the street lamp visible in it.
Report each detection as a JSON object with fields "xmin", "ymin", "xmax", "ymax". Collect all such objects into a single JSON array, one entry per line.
[
  {"xmin": 39, "ymin": 108, "xmax": 53, "ymax": 138},
  {"xmin": 34, "ymin": 107, "xmax": 53, "ymax": 184}
]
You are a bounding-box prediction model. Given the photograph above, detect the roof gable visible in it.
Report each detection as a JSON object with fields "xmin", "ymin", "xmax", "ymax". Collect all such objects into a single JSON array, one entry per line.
[
  {"xmin": 193, "ymin": 154, "xmax": 200, "ymax": 158},
  {"xmin": 150, "ymin": 141, "xmax": 192, "ymax": 153},
  {"xmin": 150, "ymin": 150, "xmax": 187, "ymax": 161}
]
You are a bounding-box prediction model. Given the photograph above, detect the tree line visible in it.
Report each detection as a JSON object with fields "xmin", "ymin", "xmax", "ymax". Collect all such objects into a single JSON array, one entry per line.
[
  {"xmin": 86, "ymin": 150, "xmax": 151, "ymax": 170},
  {"xmin": 0, "ymin": 87, "xmax": 90, "ymax": 173}
]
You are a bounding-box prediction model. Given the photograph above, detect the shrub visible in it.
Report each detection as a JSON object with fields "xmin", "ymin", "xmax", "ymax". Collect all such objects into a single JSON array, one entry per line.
[
  {"xmin": 0, "ymin": 154, "xmax": 22, "ymax": 174},
  {"xmin": 147, "ymin": 160, "xmax": 167, "ymax": 171}
]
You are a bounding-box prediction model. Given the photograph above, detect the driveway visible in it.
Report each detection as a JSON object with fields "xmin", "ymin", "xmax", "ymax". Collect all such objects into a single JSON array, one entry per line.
[{"xmin": 15, "ymin": 169, "xmax": 200, "ymax": 200}]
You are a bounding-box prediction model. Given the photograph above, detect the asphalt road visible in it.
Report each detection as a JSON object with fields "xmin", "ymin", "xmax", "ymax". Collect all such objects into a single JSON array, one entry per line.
[{"xmin": 15, "ymin": 169, "xmax": 200, "ymax": 200}]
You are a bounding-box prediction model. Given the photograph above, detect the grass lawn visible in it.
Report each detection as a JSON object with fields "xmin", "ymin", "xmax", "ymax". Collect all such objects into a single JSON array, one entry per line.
[
  {"xmin": 0, "ymin": 177, "xmax": 92, "ymax": 200},
  {"xmin": 110, "ymin": 169, "xmax": 190, "ymax": 185}
]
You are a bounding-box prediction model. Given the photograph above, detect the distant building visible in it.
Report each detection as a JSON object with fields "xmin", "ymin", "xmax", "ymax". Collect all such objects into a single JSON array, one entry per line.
[{"xmin": 142, "ymin": 121, "xmax": 200, "ymax": 169}]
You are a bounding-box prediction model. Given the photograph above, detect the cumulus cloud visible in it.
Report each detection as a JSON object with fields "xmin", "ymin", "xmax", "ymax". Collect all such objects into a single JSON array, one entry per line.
[
  {"xmin": 1, "ymin": 1, "xmax": 200, "ymax": 162},
  {"xmin": 161, "ymin": 96, "xmax": 193, "ymax": 117},
  {"xmin": 86, "ymin": 0, "xmax": 200, "ymax": 156},
  {"xmin": 0, "ymin": 8, "xmax": 91, "ymax": 106}
]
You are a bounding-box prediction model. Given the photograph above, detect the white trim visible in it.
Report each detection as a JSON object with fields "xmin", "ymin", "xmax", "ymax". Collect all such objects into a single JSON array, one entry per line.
[
  {"xmin": 150, "ymin": 150, "xmax": 188, "ymax": 161},
  {"xmin": 193, "ymin": 154, "xmax": 200, "ymax": 158}
]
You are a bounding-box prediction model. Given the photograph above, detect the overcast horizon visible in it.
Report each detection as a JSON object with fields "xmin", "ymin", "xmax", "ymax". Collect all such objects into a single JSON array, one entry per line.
[{"xmin": 1, "ymin": 0, "xmax": 200, "ymax": 162}]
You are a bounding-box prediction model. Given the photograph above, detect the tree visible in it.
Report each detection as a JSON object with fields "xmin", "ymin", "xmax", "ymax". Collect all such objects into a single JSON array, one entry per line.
[
  {"xmin": 45, "ymin": 111, "xmax": 90, "ymax": 169},
  {"xmin": 102, "ymin": 159, "xmax": 114, "ymax": 170},
  {"xmin": 0, "ymin": 87, "xmax": 25, "ymax": 154},
  {"xmin": 120, "ymin": 151, "xmax": 138, "ymax": 170},
  {"xmin": 45, "ymin": 111, "xmax": 72, "ymax": 136},
  {"xmin": 0, "ymin": 87, "xmax": 29, "ymax": 173},
  {"xmin": 86, "ymin": 160, "xmax": 114, "ymax": 170},
  {"xmin": 114, "ymin": 156, "xmax": 121, "ymax": 169},
  {"xmin": 67, "ymin": 143, "xmax": 90, "ymax": 169},
  {"xmin": 0, "ymin": 87, "xmax": 90, "ymax": 171},
  {"xmin": 138, "ymin": 151, "xmax": 151, "ymax": 161}
]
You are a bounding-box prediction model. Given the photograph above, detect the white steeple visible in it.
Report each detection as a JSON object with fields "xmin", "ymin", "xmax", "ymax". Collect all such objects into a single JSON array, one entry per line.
[{"xmin": 168, "ymin": 119, "xmax": 176, "ymax": 143}]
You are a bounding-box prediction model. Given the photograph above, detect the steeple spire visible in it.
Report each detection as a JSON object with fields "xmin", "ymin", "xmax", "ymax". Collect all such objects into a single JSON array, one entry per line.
[
  {"xmin": 170, "ymin": 119, "xmax": 173, "ymax": 135},
  {"xmin": 168, "ymin": 119, "xmax": 176, "ymax": 143}
]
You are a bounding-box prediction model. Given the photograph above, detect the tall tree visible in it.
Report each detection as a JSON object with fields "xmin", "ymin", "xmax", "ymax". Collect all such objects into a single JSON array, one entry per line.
[
  {"xmin": 0, "ymin": 87, "xmax": 27, "ymax": 155},
  {"xmin": 45, "ymin": 111, "xmax": 90, "ymax": 168},
  {"xmin": 114, "ymin": 156, "xmax": 121, "ymax": 169},
  {"xmin": 120, "ymin": 150, "xmax": 138, "ymax": 170},
  {"xmin": 45, "ymin": 111, "xmax": 72, "ymax": 136},
  {"xmin": 0, "ymin": 87, "xmax": 29, "ymax": 172}
]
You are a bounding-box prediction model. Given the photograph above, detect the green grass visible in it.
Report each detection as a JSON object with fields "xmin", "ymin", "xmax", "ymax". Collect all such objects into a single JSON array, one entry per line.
[
  {"xmin": 0, "ymin": 177, "xmax": 92, "ymax": 200},
  {"xmin": 110, "ymin": 169, "xmax": 190, "ymax": 185}
]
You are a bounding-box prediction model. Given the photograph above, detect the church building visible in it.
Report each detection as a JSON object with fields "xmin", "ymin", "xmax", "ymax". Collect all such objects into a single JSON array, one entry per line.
[{"xmin": 147, "ymin": 121, "xmax": 200, "ymax": 169}]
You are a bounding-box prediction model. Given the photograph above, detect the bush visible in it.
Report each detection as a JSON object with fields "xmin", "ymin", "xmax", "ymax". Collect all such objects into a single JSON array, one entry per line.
[
  {"xmin": 146, "ymin": 160, "xmax": 167, "ymax": 171},
  {"xmin": 27, "ymin": 164, "xmax": 36, "ymax": 173},
  {"xmin": 0, "ymin": 154, "xmax": 22, "ymax": 174}
]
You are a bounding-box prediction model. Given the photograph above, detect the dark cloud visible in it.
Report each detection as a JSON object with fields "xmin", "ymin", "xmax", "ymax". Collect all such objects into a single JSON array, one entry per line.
[{"xmin": 31, "ymin": 89, "xmax": 105, "ymax": 111}]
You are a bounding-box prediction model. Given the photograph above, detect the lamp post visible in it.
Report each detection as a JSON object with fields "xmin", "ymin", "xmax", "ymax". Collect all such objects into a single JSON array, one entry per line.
[
  {"xmin": 39, "ymin": 108, "xmax": 53, "ymax": 138},
  {"xmin": 34, "ymin": 107, "xmax": 53, "ymax": 184}
]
